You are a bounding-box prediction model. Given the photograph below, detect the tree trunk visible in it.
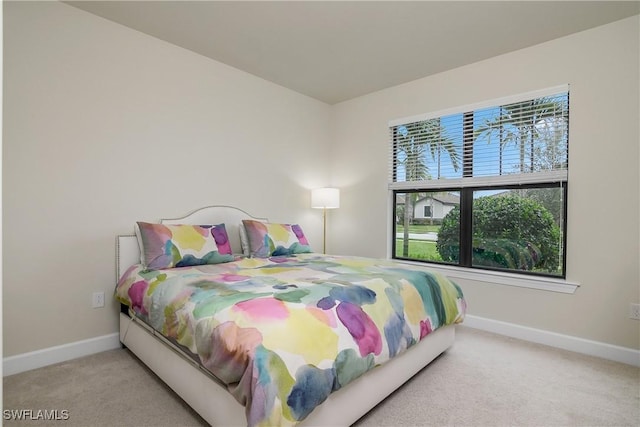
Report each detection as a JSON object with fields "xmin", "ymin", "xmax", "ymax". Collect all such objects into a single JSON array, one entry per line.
[{"xmin": 402, "ymin": 195, "xmax": 413, "ymax": 257}]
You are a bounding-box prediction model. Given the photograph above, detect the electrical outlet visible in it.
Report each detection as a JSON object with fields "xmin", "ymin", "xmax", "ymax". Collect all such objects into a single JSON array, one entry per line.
[
  {"xmin": 630, "ymin": 303, "xmax": 640, "ymax": 320},
  {"xmin": 92, "ymin": 291, "xmax": 105, "ymax": 308}
]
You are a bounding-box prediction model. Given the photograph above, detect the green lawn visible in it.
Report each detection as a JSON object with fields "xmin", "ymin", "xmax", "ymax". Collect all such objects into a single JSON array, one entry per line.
[
  {"xmin": 395, "ymin": 239, "xmax": 443, "ymax": 261},
  {"xmin": 396, "ymin": 224, "xmax": 441, "ymax": 233}
]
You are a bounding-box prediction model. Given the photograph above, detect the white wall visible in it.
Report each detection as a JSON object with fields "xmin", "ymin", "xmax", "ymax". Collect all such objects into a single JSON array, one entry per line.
[
  {"xmin": 3, "ymin": 2, "xmax": 332, "ymax": 356},
  {"xmin": 331, "ymin": 16, "xmax": 640, "ymax": 350}
]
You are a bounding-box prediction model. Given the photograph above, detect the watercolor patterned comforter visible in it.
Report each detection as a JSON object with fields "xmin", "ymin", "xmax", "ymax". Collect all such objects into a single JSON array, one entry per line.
[{"xmin": 115, "ymin": 253, "xmax": 466, "ymax": 426}]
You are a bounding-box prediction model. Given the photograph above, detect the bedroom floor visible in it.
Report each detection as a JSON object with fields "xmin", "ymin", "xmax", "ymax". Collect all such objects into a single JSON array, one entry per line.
[{"xmin": 3, "ymin": 325, "xmax": 639, "ymax": 427}]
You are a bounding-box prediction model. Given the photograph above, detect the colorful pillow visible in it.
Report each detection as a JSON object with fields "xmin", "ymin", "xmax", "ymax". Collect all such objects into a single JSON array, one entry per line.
[
  {"xmin": 242, "ymin": 220, "xmax": 312, "ymax": 258},
  {"xmin": 136, "ymin": 222, "xmax": 234, "ymax": 270}
]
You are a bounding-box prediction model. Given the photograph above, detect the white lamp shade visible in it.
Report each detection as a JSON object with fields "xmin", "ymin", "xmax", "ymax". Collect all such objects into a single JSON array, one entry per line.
[{"xmin": 311, "ymin": 188, "xmax": 340, "ymax": 209}]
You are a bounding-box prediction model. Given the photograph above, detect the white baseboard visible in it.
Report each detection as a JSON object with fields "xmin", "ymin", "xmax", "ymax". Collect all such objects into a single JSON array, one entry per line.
[
  {"xmin": 463, "ymin": 314, "xmax": 640, "ymax": 367},
  {"xmin": 3, "ymin": 332, "xmax": 121, "ymax": 376}
]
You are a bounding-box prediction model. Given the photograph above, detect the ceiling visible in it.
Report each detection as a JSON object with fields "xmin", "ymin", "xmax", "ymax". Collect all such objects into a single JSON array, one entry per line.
[{"xmin": 65, "ymin": 1, "xmax": 640, "ymax": 104}]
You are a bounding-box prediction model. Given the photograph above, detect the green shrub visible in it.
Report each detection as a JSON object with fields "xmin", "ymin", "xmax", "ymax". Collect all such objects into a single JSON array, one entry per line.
[{"xmin": 437, "ymin": 195, "xmax": 560, "ymax": 272}]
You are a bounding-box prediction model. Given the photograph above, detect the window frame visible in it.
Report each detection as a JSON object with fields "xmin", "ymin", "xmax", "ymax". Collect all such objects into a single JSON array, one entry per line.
[
  {"xmin": 389, "ymin": 85, "xmax": 571, "ymax": 282},
  {"xmin": 392, "ymin": 182, "xmax": 568, "ymax": 279}
]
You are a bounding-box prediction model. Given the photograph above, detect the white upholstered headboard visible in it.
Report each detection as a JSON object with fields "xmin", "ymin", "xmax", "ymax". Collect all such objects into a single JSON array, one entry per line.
[{"xmin": 116, "ymin": 206, "xmax": 267, "ymax": 281}]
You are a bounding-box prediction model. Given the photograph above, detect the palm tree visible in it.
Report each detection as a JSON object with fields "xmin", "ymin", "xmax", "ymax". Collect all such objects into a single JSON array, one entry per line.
[
  {"xmin": 395, "ymin": 119, "xmax": 460, "ymax": 257},
  {"xmin": 474, "ymin": 96, "xmax": 568, "ymax": 174}
]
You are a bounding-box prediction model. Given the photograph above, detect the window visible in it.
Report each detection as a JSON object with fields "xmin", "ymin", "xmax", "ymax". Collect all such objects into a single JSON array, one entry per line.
[{"xmin": 389, "ymin": 86, "xmax": 569, "ymax": 277}]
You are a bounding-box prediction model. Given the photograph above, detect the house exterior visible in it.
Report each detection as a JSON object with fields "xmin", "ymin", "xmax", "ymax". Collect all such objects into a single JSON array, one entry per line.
[{"xmin": 413, "ymin": 194, "xmax": 460, "ymax": 221}]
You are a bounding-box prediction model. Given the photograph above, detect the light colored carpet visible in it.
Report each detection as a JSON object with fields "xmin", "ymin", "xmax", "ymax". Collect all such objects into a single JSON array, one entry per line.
[{"xmin": 3, "ymin": 326, "xmax": 639, "ymax": 426}]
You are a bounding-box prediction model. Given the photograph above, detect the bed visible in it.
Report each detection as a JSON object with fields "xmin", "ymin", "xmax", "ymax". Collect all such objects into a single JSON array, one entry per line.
[{"xmin": 115, "ymin": 205, "xmax": 466, "ymax": 427}]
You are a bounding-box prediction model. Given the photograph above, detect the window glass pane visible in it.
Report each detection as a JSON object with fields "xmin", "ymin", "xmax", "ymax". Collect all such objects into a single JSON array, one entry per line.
[
  {"xmin": 473, "ymin": 94, "xmax": 569, "ymax": 177},
  {"xmin": 390, "ymin": 91, "xmax": 568, "ymax": 185},
  {"xmin": 471, "ymin": 187, "xmax": 564, "ymax": 276},
  {"xmin": 394, "ymin": 191, "xmax": 460, "ymax": 265}
]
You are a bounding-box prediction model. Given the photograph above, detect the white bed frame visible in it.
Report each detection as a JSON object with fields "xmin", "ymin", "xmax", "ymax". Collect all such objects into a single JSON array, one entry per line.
[{"xmin": 117, "ymin": 206, "xmax": 455, "ymax": 426}]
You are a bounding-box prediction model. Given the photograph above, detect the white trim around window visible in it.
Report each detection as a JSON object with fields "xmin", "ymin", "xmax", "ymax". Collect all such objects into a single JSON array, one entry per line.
[{"xmin": 395, "ymin": 259, "xmax": 579, "ymax": 294}]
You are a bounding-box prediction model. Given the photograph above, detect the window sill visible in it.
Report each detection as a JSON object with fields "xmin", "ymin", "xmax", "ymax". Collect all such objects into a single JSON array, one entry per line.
[{"xmin": 393, "ymin": 260, "xmax": 579, "ymax": 294}]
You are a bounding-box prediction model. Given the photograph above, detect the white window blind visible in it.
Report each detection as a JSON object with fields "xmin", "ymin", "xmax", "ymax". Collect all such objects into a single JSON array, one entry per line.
[{"xmin": 389, "ymin": 86, "xmax": 569, "ymax": 190}]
